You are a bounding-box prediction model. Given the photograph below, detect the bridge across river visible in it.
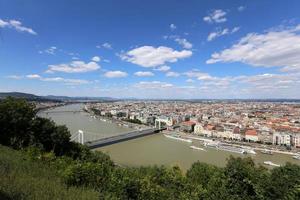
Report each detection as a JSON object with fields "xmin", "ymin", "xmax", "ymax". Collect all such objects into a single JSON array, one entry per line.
[
  {"xmin": 84, "ymin": 128, "xmax": 164, "ymax": 149},
  {"xmin": 44, "ymin": 110, "xmax": 84, "ymax": 114}
]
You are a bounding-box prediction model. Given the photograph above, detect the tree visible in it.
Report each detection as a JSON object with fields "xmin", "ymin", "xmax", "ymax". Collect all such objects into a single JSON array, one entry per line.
[
  {"xmin": 186, "ymin": 161, "xmax": 221, "ymax": 189},
  {"xmin": 224, "ymin": 156, "xmax": 265, "ymax": 200},
  {"xmin": 264, "ymin": 163, "xmax": 300, "ymax": 200},
  {"xmin": 0, "ymin": 97, "xmax": 36, "ymax": 148}
]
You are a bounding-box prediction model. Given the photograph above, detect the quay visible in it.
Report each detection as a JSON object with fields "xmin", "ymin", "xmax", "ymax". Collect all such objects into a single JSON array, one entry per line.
[{"xmin": 85, "ymin": 128, "xmax": 165, "ymax": 149}]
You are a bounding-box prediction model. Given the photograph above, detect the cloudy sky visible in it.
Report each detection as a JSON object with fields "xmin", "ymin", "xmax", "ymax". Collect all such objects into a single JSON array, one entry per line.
[{"xmin": 1, "ymin": 0, "xmax": 300, "ymax": 99}]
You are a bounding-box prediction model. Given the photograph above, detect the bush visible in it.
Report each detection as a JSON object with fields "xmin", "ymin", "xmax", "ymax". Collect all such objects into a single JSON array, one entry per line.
[{"xmin": 0, "ymin": 145, "xmax": 99, "ymax": 200}]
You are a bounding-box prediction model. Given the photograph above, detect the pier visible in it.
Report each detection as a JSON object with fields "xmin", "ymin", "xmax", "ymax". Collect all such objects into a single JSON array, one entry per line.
[{"xmin": 84, "ymin": 128, "xmax": 164, "ymax": 149}]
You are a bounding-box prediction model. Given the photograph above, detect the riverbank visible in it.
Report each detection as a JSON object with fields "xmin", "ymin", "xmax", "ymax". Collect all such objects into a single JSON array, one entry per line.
[
  {"xmin": 84, "ymin": 107, "xmax": 300, "ymax": 157},
  {"xmin": 84, "ymin": 107, "xmax": 150, "ymax": 131},
  {"xmin": 169, "ymin": 131, "xmax": 300, "ymax": 156}
]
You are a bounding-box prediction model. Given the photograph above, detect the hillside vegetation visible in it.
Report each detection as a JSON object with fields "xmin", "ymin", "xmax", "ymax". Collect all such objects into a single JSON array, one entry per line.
[
  {"xmin": 0, "ymin": 145, "xmax": 99, "ymax": 200},
  {"xmin": 0, "ymin": 97, "xmax": 300, "ymax": 200}
]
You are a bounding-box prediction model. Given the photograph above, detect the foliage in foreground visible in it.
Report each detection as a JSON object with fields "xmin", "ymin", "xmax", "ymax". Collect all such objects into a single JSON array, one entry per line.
[
  {"xmin": 0, "ymin": 145, "xmax": 99, "ymax": 200},
  {"xmin": 0, "ymin": 97, "xmax": 300, "ymax": 200}
]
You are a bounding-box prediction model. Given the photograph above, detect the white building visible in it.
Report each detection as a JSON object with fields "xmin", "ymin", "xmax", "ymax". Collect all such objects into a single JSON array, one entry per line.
[
  {"xmin": 245, "ymin": 129, "xmax": 259, "ymax": 142},
  {"xmin": 155, "ymin": 116, "xmax": 173, "ymax": 129},
  {"xmin": 194, "ymin": 124, "xmax": 205, "ymax": 135},
  {"xmin": 292, "ymin": 133, "xmax": 300, "ymax": 148},
  {"xmin": 273, "ymin": 132, "xmax": 291, "ymax": 146}
]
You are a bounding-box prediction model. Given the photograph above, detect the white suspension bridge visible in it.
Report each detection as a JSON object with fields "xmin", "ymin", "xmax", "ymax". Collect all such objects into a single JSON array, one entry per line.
[{"xmin": 70, "ymin": 127, "xmax": 165, "ymax": 149}]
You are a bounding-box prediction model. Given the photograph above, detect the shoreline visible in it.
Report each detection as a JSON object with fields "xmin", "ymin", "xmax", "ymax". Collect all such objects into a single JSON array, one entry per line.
[{"xmin": 163, "ymin": 131, "xmax": 299, "ymax": 156}]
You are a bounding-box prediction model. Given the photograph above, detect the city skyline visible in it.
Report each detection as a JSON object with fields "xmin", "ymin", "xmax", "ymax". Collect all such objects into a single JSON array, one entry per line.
[{"xmin": 1, "ymin": 0, "xmax": 300, "ymax": 99}]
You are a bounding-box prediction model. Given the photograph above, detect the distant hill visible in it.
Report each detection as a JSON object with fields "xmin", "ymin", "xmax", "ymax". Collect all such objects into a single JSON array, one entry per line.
[
  {"xmin": 44, "ymin": 95, "xmax": 117, "ymax": 101},
  {"xmin": 0, "ymin": 92, "xmax": 117, "ymax": 102},
  {"xmin": 0, "ymin": 92, "xmax": 40, "ymax": 100}
]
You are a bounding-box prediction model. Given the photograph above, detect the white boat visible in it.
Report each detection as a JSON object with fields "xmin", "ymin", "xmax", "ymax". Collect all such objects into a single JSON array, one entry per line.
[
  {"xmin": 263, "ymin": 161, "xmax": 280, "ymax": 167},
  {"xmin": 164, "ymin": 134, "xmax": 192, "ymax": 143},
  {"xmin": 292, "ymin": 154, "xmax": 300, "ymax": 160},
  {"xmin": 244, "ymin": 148, "xmax": 257, "ymax": 155},
  {"xmin": 261, "ymin": 149, "xmax": 273, "ymax": 155},
  {"xmin": 218, "ymin": 145, "xmax": 246, "ymax": 154},
  {"xmin": 190, "ymin": 145, "xmax": 206, "ymax": 151},
  {"xmin": 204, "ymin": 142, "xmax": 219, "ymax": 148}
]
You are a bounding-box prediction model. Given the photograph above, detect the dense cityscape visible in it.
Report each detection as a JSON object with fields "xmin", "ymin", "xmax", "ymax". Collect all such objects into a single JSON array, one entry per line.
[{"xmin": 86, "ymin": 101, "xmax": 300, "ymax": 149}]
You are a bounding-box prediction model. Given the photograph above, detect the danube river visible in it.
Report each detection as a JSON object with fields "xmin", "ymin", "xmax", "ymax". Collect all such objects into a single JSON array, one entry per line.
[{"xmin": 40, "ymin": 104, "xmax": 300, "ymax": 171}]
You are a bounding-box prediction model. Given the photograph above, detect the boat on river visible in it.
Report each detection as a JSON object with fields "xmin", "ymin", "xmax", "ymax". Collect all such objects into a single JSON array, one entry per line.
[
  {"xmin": 218, "ymin": 145, "xmax": 246, "ymax": 154},
  {"xmin": 261, "ymin": 149, "xmax": 273, "ymax": 155},
  {"xmin": 164, "ymin": 134, "xmax": 192, "ymax": 143},
  {"xmin": 292, "ymin": 154, "xmax": 300, "ymax": 160},
  {"xmin": 203, "ymin": 142, "xmax": 219, "ymax": 148},
  {"xmin": 263, "ymin": 161, "xmax": 280, "ymax": 167},
  {"xmin": 245, "ymin": 149, "xmax": 256, "ymax": 155},
  {"xmin": 190, "ymin": 145, "xmax": 206, "ymax": 151}
]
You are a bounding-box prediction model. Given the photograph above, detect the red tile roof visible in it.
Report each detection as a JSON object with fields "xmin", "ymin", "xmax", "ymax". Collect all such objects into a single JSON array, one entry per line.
[
  {"xmin": 245, "ymin": 129, "xmax": 257, "ymax": 136},
  {"xmin": 182, "ymin": 121, "xmax": 196, "ymax": 126}
]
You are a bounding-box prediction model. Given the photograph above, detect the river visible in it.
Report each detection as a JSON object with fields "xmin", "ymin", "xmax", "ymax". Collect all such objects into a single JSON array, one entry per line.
[{"xmin": 39, "ymin": 104, "xmax": 300, "ymax": 171}]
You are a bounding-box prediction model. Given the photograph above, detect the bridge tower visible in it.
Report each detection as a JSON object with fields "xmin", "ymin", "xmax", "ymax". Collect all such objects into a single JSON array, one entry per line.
[
  {"xmin": 78, "ymin": 130, "xmax": 84, "ymax": 144},
  {"xmin": 71, "ymin": 130, "xmax": 85, "ymax": 144},
  {"xmin": 155, "ymin": 120, "xmax": 161, "ymax": 129}
]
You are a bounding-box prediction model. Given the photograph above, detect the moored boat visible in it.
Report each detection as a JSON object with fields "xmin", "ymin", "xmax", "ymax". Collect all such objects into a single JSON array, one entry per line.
[
  {"xmin": 164, "ymin": 134, "xmax": 192, "ymax": 143},
  {"xmin": 263, "ymin": 161, "xmax": 280, "ymax": 167},
  {"xmin": 292, "ymin": 154, "xmax": 300, "ymax": 160},
  {"xmin": 218, "ymin": 145, "xmax": 246, "ymax": 154},
  {"xmin": 190, "ymin": 145, "xmax": 205, "ymax": 151},
  {"xmin": 204, "ymin": 142, "xmax": 218, "ymax": 148},
  {"xmin": 261, "ymin": 149, "xmax": 273, "ymax": 155}
]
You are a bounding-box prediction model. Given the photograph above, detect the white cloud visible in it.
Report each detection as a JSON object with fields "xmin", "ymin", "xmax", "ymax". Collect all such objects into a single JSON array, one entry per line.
[
  {"xmin": 166, "ymin": 71, "xmax": 180, "ymax": 77},
  {"xmin": 184, "ymin": 70, "xmax": 210, "ymax": 78},
  {"xmin": 91, "ymin": 56, "xmax": 101, "ymax": 62},
  {"xmin": 164, "ymin": 35, "xmax": 193, "ymax": 49},
  {"xmin": 186, "ymin": 79, "xmax": 194, "ymax": 83},
  {"xmin": 46, "ymin": 60, "xmax": 100, "ymax": 73},
  {"xmin": 184, "ymin": 70, "xmax": 229, "ymax": 85},
  {"xmin": 39, "ymin": 46, "xmax": 57, "ymax": 55},
  {"xmin": 154, "ymin": 65, "xmax": 171, "ymax": 71},
  {"xmin": 231, "ymin": 27, "xmax": 240, "ymax": 33},
  {"xmin": 238, "ymin": 6, "xmax": 246, "ymax": 12},
  {"xmin": 134, "ymin": 81, "xmax": 173, "ymax": 89},
  {"xmin": 121, "ymin": 46, "xmax": 192, "ymax": 67},
  {"xmin": 104, "ymin": 71, "xmax": 128, "ymax": 78},
  {"xmin": 41, "ymin": 77, "xmax": 90, "ymax": 85},
  {"xmin": 207, "ymin": 27, "xmax": 239, "ymax": 41},
  {"xmin": 170, "ymin": 24, "xmax": 177, "ymax": 30},
  {"xmin": 97, "ymin": 42, "xmax": 112, "ymax": 49},
  {"xmin": 22, "ymin": 74, "xmax": 90, "ymax": 85},
  {"xmin": 0, "ymin": 19, "xmax": 37, "ymax": 35},
  {"xmin": 26, "ymin": 74, "xmax": 41, "ymax": 79},
  {"xmin": 134, "ymin": 71, "xmax": 154, "ymax": 77},
  {"xmin": 174, "ymin": 38, "xmax": 193, "ymax": 49},
  {"xmin": 203, "ymin": 9, "xmax": 227, "ymax": 24},
  {"xmin": 206, "ymin": 24, "xmax": 300, "ymax": 73},
  {"xmin": 6, "ymin": 75, "xmax": 23, "ymax": 79}
]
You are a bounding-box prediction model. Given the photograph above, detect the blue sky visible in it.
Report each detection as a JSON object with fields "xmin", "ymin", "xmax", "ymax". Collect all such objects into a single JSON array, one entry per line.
[{"xmin": 1, "ymin": 0, "xmax": 300, "ymax": 98}]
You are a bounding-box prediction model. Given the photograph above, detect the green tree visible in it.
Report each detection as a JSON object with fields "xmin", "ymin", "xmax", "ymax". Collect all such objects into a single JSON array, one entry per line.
[
  {"xmin": 186, "ymin": 161, "xmax": 221, "ymax": 189},
  {"xmin": 264, "ymin": 163, "xmax": 300, "ymax": 200},
  {"xmin": 0, "ymin": 97, "xmax": 36, "ymax": 148},
  {"xmin": 224, "ymin": 156, "xmax": 265, "ymax": 200}
]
